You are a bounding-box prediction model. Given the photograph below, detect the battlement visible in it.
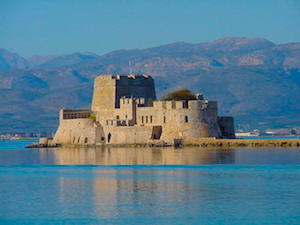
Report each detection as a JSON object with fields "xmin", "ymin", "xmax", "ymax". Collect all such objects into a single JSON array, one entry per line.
[
  {"xmin": 114, "ymin": 74, "xmax": 151, "ymax": 80},
  {"xmin": 120, "ymin": 97, "xmax": 146, "ymax": 107},
  {"xmin": 152, "ymin": 100, "xmax": 217, "ymax": 110},
  {"xmin": 94, "ymin": 74, "xmax": 153, "ymax": 86},
  {"xmin": 60, "ymin": 109, "xmax": 92, "ymax": 121}
]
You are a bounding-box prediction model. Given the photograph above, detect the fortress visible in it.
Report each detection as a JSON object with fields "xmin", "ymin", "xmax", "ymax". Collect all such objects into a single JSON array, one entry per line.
[{"xmin": 52, "ymin": 74, "xmax": 235, "ymax": 146}]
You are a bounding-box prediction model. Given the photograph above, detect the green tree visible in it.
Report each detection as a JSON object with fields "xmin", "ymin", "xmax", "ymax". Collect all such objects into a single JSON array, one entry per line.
[
  {"xmin": 161, "ymin": 89, "xmax": 197, "ymax": 101},
  {"xmin": 88, "ymin": 115, "xmax": 96, "ymax": 121}
]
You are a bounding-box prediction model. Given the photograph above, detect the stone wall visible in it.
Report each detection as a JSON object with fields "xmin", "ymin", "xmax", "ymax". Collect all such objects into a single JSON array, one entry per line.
[
  {"xmin": 103, "ymin": 126, "xmax": 153, "ymax": 144},
  {"xmin": 218, "ymin": 116, "xmax": 235, "ymax": 138},
  {"xmin": 91, "ymin": 75, "xmax": 117, "ymax": 122},
  {"xmin": 135, "ymin": 99, "xmax": 222, "ymax": 142},
  {"xmin": 53, "ymin": 118, "xmax": 105, "ymax": 145}
]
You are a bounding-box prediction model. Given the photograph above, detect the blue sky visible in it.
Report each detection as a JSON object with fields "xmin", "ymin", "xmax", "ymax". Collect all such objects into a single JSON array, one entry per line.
[{"xmin": 1, "ymin": 0, "xmax": 300, "ymax": 57}]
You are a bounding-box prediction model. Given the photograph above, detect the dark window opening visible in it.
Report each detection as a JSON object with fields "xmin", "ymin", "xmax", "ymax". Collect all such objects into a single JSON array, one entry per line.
[
  {"xmin": 116, "ymin": 115, "xmax": 120, "ymax": 120},
  {"xmin": 77, "ymin": 137, "xmax": 80, "ymax": 143},
  {"xmin": 142, "ymin": 116, "xmax": 144, "ymax": 123},
  {"xmin": 185, "ymin": 116, "xmax": 188, "ymax": 123},
  {"xmin": 163, "ymin": 116, "xmax": 166, "ymax": 123},
  {"xmin": 146, "ymin": 116, "xmax": 148, "ymax": 123},
  {"xmin": 108, "ymin": 133, "xmax": 112, "ymax": 143},
  {"xmin": 150, "ymin": 116, "xmax": 153, "ymax": 123},
  {"xmin": 151, "ymin": 126, "xmax": 162, "ymax": 140},
  {"xmin": 101, "ymin": 137, "xmax": 105, "ymax": 141},
  {"xmin": 84, "ymin": 137, "xmax": 88, "ymax": 143},
  {"xmin": 183, "ymin": 100, "xmax": 189, "ymax": 109}
]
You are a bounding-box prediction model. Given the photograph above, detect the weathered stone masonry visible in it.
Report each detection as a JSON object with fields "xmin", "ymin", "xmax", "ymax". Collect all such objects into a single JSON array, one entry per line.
[{"xmin": 53, "ymin": 74, "xmax": 235, "ymax": 145}]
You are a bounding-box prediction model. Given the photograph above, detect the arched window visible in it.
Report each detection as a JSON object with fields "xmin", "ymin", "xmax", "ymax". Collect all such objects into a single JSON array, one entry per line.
[
  {"xmin": 185, "ymin": 116, "xmax": 188, "ymax": 123},
  {"xmin": 108, "ymin": 133, "xmax": 112, "ymax": 143}
]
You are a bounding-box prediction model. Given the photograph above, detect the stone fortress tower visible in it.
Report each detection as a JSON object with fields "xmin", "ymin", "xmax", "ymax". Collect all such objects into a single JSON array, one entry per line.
[{"xmin": 53, "ymin": 74, "xmax": 235, "ymax": 146}]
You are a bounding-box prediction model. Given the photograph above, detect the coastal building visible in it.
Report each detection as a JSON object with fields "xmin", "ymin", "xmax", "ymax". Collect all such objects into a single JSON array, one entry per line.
[{"xmin": 53, "ymin": 74, "xmax": 235, "ymax": 145}]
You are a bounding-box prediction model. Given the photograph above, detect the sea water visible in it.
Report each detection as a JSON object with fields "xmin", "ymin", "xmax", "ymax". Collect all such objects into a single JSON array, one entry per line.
[{"xmin": 0, "ymin": 140, "xmax": 300, "ymax": 225}]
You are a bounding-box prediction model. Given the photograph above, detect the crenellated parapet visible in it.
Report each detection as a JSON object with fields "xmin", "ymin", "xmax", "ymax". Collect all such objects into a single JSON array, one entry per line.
[{"xmin": 59, "ymin": 109, "xmax": 92, "ymax": 121}]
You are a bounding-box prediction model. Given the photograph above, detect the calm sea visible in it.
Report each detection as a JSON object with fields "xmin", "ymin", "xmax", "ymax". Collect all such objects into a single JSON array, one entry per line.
[{"xmin": 0, "ymin": 140, "xmax": 300, "ymax": 224}]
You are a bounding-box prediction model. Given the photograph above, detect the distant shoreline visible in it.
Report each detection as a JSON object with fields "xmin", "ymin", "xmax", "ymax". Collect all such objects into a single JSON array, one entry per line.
[{"xmin": 0, "ymin": 138, "xmax": 39, "ymax": 141}]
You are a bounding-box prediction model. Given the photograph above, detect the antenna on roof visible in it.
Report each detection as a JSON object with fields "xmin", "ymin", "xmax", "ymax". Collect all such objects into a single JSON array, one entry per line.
[{"xmin": 129, "ymin": 61, "xmax": 132, "ymax": 74}]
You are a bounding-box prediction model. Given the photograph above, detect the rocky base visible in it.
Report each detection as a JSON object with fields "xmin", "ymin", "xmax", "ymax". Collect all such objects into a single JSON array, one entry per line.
[
  {"xmin": 25, "ymin": 143, "xmax": 61, "ymax": 148},
  {"xmin": 25, "ymin": 138, "xmax": 300, "ymax": 149}
]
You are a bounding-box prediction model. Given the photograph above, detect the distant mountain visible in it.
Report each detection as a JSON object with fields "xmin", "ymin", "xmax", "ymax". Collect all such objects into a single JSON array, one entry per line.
[
  {"xmin": 0, "ymin": 48, "xmax": 29, "ymax": 71},
  {"xmin": 0, "ymin": 37, "xmax": 300, "ymax": 133},
  {"xmin": 27, "ymin": 52, "xmax": 99, "ymax": 68}
]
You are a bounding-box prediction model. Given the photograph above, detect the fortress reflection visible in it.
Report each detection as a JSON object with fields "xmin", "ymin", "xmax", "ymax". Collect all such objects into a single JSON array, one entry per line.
[
  {"xmin": 52, "ymin": 166, "xmax": 239, "ymax": 220},
  {"xmin": 39, "ymin": 147, "xmax": 235, "ymax": 165}
]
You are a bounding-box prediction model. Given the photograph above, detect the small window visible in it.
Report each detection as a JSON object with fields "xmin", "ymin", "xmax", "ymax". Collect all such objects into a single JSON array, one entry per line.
[
  {"xmin": 150, "ymin": 116, "xmax": 153, "ymax": 123},
  {"xmin": 108, "ymin": 133, "xmax": 112, "ymax": 143},
  {"xmin": 163, "ymin": 116, "xmax": 166, "ymax": 123},
  {"xmin": 116, "ymin": 115, "xmax": 120, "ymax": 120},
  {"xmin": 125, "ymin": 114, "xmax": 127, "ymax": 119},
  {"xmin": 185, "ymin": 116, "xmax": 188, "ymax": 123},
  {"xmin": 101, "ymin": 137, "xmax": 105, "ymax": 141},
  {"xmin": 183, "ymin": 101, "xmax": 189, "ymax": 109},
  {"xmin": 77, "ymin": 137, "xmax": 80, "ymax": 143},
  {"xmin": 142, "ymin": 116, "xmax": 144, "ymax": 123},
  {"xmin": 84, "ymin": 137, "xmax": 88, "ymax": 143},
  {"xmin": 127, "ymin": 99, "xmax": 129, "ymax": 104},
  {"xmin": 172, "ymin": 101, "xmax": 176, "ymax": 109},
  {"xmin": 146, "ymin": 116, "xmax": 148, "ymax": 123}
]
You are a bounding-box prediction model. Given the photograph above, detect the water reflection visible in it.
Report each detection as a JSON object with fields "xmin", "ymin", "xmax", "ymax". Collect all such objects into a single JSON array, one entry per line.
[
  {"xmin": 39, "ymin": 165, "xmax": 300, "ymax": 223},
  {"xmin": 39, "ymin": 147, "xmax": 235, "ymax": 165}
]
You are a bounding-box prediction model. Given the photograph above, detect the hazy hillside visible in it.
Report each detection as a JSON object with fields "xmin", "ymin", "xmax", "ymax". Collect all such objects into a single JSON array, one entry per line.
[
  {"xmin": 0, "ymin": 48, "xmax": 29, "ymax": 71},
  {"xmin": 0, "ymin": 37, "xmax": 300, "ymax": 133},
  {"xmin": 27, "ymin": 52, "xmax": 99, "ymax": 68}
]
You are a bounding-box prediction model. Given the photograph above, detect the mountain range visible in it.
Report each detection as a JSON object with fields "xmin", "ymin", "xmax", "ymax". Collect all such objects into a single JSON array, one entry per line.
[{"xmin": 1, "ymin": 37, "xmax": 300, "ymax": 134}]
